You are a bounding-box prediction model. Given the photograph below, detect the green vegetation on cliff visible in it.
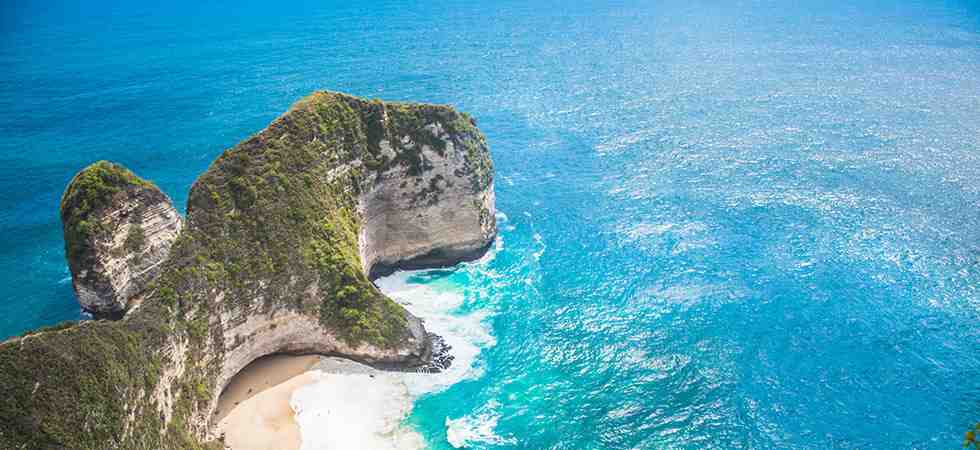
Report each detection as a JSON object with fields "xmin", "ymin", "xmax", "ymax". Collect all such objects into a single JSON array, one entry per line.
[
  {"xmin": 59, "ymin": 161, "xmax": 155, "ymax": 270},
  {"xmin": 0, "ymin": 302, "xmax": 216, "ymax": 449}
]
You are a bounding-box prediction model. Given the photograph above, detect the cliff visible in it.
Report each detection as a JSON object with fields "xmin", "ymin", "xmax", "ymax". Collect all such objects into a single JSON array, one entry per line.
[
  {"xmin": 0, "ymin": 91, "xmax": 495, "ymax": 449},
  {"xmin": 60, "ymin": 161, "xmax": 183, "ymax": 317}
]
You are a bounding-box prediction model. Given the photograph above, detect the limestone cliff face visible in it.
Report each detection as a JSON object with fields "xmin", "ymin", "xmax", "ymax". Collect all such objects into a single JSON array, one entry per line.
[
  {"xmin": 359, "ymin": 117, "xmax": 496, "ymax": 278},
  {"xmin": 0, "ymin": 92, "xmax": 495, "ymax": 449},
  {"xmin": 60, "ymin": 161, "xmax": 183, "ymax": 316}
]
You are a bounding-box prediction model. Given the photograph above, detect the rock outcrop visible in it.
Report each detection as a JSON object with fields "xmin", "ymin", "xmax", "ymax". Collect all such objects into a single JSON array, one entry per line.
[
  {"xmin": 0, "ymin": 91, "xmax": 495, "ymax": 449},
  {"xmin": 60, "ymin": 161, "xmax": 183, "ymax": 317},
  {"xmin": 358, "ymin": 118, "xmax": 496, "ymax": 279}
]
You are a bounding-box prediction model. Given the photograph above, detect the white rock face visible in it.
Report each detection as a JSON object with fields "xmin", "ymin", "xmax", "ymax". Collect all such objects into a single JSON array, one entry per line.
[
  {"xmin": 67, "ymin": 186, "xmax": 183, "ymax": 316},
  {"xmin": 359, "ymin": 129, "xmax": 497, "ymax": 279}
]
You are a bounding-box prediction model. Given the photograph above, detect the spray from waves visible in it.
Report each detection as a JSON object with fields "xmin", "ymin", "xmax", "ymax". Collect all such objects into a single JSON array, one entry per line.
[
  {"xmin": 378, "ymin": 268, "xmax": 497, "ymax": 397},
  {"xmin": 445, "ymin": 400, "xmax": 516, "ymax": 448},
  {"xmin": 290, "ymin": 243, "xmax": 501, "ymax": 449}
]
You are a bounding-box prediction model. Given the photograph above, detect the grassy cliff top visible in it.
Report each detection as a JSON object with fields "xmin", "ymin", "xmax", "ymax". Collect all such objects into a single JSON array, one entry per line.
[
  {"xmin": 59, "ymin": 161, "xmax": 160, "ymax": 269},
  {"xmin": 60, "ymin": 160, "xmax": 155, "ymax": 218}
]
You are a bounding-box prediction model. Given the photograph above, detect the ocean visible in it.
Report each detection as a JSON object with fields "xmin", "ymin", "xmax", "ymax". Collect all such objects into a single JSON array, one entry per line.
[{"xmin": 1, "ymin": 0, "xmax": 979, "ymax": 448}]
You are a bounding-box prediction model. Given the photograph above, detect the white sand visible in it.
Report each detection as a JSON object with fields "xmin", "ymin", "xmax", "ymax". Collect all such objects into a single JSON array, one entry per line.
[{"xmin": 214, "ymin": 354, "xmax": 319, "ymax": 450}]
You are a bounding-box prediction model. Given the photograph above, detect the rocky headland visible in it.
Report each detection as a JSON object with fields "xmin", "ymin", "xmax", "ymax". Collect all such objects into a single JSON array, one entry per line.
[
  {"xmin": 60, "ymin": 161, "xmax": 184, "ymax": 317},
  {"xmin": 0, "ymin": 91, "xmax": 495, "ymax": 449}
]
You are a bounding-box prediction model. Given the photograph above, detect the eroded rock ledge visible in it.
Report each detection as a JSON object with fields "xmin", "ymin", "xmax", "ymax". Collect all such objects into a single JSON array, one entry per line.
[{"xmin": 0, "ymin": 91, "xmax": 495, "ymax": 449}]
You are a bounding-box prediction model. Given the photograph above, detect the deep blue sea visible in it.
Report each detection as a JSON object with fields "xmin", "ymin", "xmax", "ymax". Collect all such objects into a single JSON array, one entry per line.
[{"xmin": 2, "ymin": 0, "xmax": 979, "ymax": 448}]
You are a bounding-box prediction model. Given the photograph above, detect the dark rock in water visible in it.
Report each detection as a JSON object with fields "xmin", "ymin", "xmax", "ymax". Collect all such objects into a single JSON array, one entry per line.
[
  {"xmin": 419, "ymin": 333, "xmax": 455, "ymax": 374},
  {"xmin": 371, "ymin": 332, "xmax": 454, "ymax": 374}
]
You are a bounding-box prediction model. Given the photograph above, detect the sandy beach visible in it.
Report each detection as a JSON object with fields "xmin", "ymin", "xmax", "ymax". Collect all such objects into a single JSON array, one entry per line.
[
  {"xmin": 214, "ymin": 354, "xmax": 320, "ymax": 450},
  {"xmin": 215, "ymin": 353, "xmax": 429, "ymax": 450}
]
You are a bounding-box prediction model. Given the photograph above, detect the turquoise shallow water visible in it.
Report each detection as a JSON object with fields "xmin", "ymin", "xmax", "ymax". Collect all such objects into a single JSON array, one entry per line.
[{"xmin": 2, "ymin": 0, "xmax": 979, "ymax": 447}]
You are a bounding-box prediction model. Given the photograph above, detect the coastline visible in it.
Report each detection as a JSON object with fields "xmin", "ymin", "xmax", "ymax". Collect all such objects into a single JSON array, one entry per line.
[
  {"xmin": 216, "ymin": 355, "xmax": 421, "ymax": 450},
  {"xmin": 216, "ymin": 264, "xmax": 498, "ymax": 450}
]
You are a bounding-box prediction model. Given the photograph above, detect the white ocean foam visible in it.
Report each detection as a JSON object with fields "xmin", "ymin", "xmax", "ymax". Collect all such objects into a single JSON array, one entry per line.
[
  {"xmin": 531, "ymin": 232, "xmax": 545, "ymax": 260},
  {"xmin": 377, "ymin": 272, "xmax": 495, "ymax": 397},
  {"xmin": 292, "ymin": 266, "xmax": 496, "ymax": 449},
  {"xmin": 291, "ymin": 371, "xmax": 423, "ymax": 449},
  {"xmin": 464, "ymin": 235, "xmax": 502, "ymax": 268},
  {"xmin": 445, "ymin": 400, "xmax": 515, "ymax": 448}
]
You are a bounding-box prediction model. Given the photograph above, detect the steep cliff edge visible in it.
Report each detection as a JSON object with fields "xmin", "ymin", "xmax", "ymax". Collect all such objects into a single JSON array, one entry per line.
[
  {"xmin": 0, "ymin": 91, "xmax": 495, "ymax": 449},
  {"xmin": 60, "ymin": 161, "xmax": 183, "ymax": 317}
]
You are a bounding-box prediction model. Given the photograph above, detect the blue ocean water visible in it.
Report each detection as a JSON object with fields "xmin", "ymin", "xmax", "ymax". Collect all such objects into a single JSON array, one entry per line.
[{"xmin": 2, "ymin": 0, "xmax": 979, "ymax": 447}]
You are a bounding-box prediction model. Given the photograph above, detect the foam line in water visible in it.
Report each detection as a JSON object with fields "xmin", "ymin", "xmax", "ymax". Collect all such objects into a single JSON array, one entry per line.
[
  {"xmin": 445, "ymin": 400, "xmax": 515, "ymax": 448},
  {"xmin": 291, "ymin": 263, "xmax": 497, "ymax": 449}
]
